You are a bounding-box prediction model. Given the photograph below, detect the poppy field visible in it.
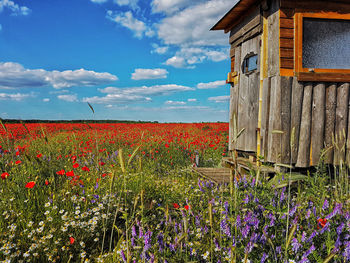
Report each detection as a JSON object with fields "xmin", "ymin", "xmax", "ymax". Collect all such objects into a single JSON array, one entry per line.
[{"xmin": 0, "ymin": 122, "xmax": 349, "ymax": 263}]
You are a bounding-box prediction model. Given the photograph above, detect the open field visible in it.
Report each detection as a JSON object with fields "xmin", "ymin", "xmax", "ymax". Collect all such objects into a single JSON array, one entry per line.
[{"xmin": 0, "ymin": 122, "xmax": 349, "ymax": 263}]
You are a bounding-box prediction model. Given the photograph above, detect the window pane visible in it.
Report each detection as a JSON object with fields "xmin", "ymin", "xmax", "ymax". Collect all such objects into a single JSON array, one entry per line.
[
  {"xmin": 303, "ymin": 18, "xmax": 350, "ymax": 69},
  {"xmin": 247, "ymin": 55, "xmax": 258, "ymax": 71}
]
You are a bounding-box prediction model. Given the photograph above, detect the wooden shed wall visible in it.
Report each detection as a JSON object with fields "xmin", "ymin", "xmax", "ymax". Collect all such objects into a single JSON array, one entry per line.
[
  {"xmin": 228, "ymin": 0, "xmax": 350, "ymax": 167},
  {"xmin": 261, "ymin": 78, "xmax": 350, "ymax": 167}
]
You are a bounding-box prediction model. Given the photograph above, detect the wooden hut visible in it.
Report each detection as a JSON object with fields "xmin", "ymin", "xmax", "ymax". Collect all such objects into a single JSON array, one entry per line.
[{"xmin": 211, "ymin": 0, "xmax": 350, "ymax": 168}]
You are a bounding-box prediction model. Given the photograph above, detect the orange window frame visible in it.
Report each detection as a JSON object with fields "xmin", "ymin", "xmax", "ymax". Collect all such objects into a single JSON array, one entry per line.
[{"xmin": 295, "ymin": 11, "xmax": 350, "ymax": 82}]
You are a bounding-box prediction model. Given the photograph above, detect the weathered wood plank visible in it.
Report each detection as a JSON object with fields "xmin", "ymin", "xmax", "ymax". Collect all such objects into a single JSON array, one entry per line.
[
  {"xmin": 237, "ymin": 41, "xmax": 249, "ymax": 150},
  {"xmin": 280, "ymin": 28, "xmax": 294, "ymax": 38},
  {"xmin": 268, "ymin": 10, "xmax": 279, "ymax": 77},
  {"xmin": 245, "ymin": 69, "xmax": 259, "ymax": 151},
  {"xmin": 311, "ymin": 83, "xmax": 326, "ymax": 165},
  {"xmin": 280, "ymin": 38, "xmax": 294, "ymax": 49},
  {"xmin": 230, "ymin": 25, "xmax": 263, "ymax": 48},
  {"xmin": 229, "ymin": 86, "xmax": 234, "ymax": 151},
  {"xmin": 296, "ymin": 83, "xmax": 313, "ymax": 167},
  {"xmin": 346, "ymin": 84, "xmax": 350, "ymax": 166},
  {"xmin": 229, "ymin": 14, "xmax": 261, "ymax": 44},
  {"xmin": 290, "ymin": 78, "xmax": 304, "ymax": 164},
  {"xmin": 267, "ymin": 76, "xmax": 281, "ymax": 162},
  {"xmin": 261, "ymin": 77, "xmax": 271, "ymax": 160},
  {"xmin": 334, "ymin": 83, "xmax": 350, "ymax": 165},
  {"xmin": 280, "ymin": 48, "xmax": 294, "ymax": 58},
  {"xmin": 280, "ymin": 0, "xmax": 350, "ymax": 12},
  {"xmin": 280, "ymin": 76, "xmax": 292, "ymax": 164},
  {"xmin": 280, "ymin": 18, "xmax": 294, "ymax": 28},
  {"xmin": 281, "ymin": 58, "xmax": 294, "ymax": 69},
  {"xmin": 324, "ymin": 84, "xmax": 337, "ymax": 164}
]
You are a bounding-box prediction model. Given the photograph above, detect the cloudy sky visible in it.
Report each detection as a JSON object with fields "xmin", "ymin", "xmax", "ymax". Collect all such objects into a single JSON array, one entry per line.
[{"xmin": 0, "ymin": 0, "xmax": 236, "ymax": 122}]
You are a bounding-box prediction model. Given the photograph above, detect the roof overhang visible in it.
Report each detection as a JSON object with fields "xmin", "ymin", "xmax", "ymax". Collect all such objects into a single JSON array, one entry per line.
[{"xmin": 211, "ymin": 0, "xmax": 262, "ymax": 32}]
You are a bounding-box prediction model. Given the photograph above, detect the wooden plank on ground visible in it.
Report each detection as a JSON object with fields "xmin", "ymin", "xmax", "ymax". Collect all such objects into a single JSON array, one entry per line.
[
  {"xmin": 324, "ymin": 83, "xmax": 337, "ymax": 164},
  {"xmin": 334, "ymin": 83, "xmax": 350, "ymax": 165},
  {"xmin": 192, "ymin": 167, "xmax": 232, "ymax": 184},
  {"xmin": 311, "ymin": 83, "xmax": 326, "ymax": 166},
  {"xmin": 290, "ymin": 78, "xmax": 304, "ymax": 164},
  {"xmin": 296, "ymin": 83, "xmax": 313, "ymax": 167}
]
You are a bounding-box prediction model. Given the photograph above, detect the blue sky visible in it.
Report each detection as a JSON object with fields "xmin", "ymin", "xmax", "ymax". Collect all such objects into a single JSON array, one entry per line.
[{"xmin": 0, "ymin": 0, "xmax": 236, "ymax": 122}]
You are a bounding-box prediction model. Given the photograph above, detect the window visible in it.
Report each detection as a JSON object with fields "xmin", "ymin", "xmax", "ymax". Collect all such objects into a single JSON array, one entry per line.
[
  {"xmin": 295, "ymin": 12, "xmax": 350, "ymax": 81},
  {"xmin": 242, "ymin": 53, "xmax": 258, "ymax": 74},
  {"xmin": 303, "ymin": 18, "xmax": 350, "ymax": 69}
]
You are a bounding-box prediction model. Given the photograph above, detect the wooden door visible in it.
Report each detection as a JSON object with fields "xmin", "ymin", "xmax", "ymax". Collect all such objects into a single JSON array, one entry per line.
[{"xmin": 236, "ymin": 36, "xmax": 260, "ymax": 152}]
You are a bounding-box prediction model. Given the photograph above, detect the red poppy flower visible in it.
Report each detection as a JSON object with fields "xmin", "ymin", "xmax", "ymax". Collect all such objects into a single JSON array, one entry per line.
[
  {"xmin": 165, "ymin": 143, "xmax": 169, "ymax": 148},
  {"xmin": 56, "ymin": 169, "xmax": 65, "ymax": 175},
  {"xmin": 82, "ymin": 166, "xmax": 90, "ymax": 172},
  {"xmin": 16, "ymin": 151, "xmax": 20, "ymax": 156},
  {"xmin": 1, "ymin": 172, "xmax": 9, "ymax": 180},
  {"xmin": 69, "ymin": 237, "xmax": 75, "ymax": 244},
  {"xmin": 184, "ymin": 205, "xmax": 189, "ymax": 211},
  {"xmin": 173, "ymin": 203, "xmax": 179, "ymax": 209},
  {"xmin": 99, "ymin": 161, "xmax": 105, "ymax": 166},
  {"xmin": 25, "ymin": 181, "xmax": 36, "ymax": 188},
  {"xmin": 66, "ymin": 171, "xmax": 74, "ymax": 177},
  {"xmin": 73, "ymin": 163, "xmax": 79, "ymax": 168},
  {"xmin": 317, "ymin": 218, "xmax": 327, "ymax": 229},
  {"xmin": 45, "ymin": 180, "xmax": 50, "ymax": 185},
  {"xmin": 36, "ymin": 153, "xmax": 42, "ymax": 158},
  {"xmin": 15, "ymin": 160, "xmax": 21, "ymax": 165}
]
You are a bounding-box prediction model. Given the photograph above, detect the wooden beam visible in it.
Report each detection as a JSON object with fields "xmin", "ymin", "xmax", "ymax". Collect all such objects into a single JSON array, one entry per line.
[
  {"xmin": 296, "ymin": 83, "xmax": 313, "ymax": 167},
  {"xmin": 334, "ymin": 83, "xmax": 350, "ymax": 165},
  {"xmin": 297, "ymin": 73, "xmax": 350, "ymax": 82},
  {"xmin": 311, "ymin": 83, "xmax": 326, "ymax": 165},
  {"xmin": 290, "ymin": 78, "xmax": 304, "ymax": 164},
  {"xmin": 324, "ymin": 84, "xmax": 337, "ymax": 164}
]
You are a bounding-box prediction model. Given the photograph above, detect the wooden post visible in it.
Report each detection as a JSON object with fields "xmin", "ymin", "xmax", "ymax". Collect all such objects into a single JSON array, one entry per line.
[
  {"xmin": 311, "ymin": 83, "xmax": 326, "ymax": 165},
  {"xmin": 334, "ymin": 83, "xmax": 349, "ymax": 165},
  {"xmin": 324, "ymin": 83, "xmax": 337, "ymax": 164},
  {"xmin": 296, "ymin": 83, "xmax": 313, "ymax": 167},
  {"xmin": 290, "ymin": 78, "xmax": 304, "ymax": 164}
]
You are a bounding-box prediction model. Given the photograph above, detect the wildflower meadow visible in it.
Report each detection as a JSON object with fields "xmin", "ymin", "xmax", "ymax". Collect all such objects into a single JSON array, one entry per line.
[{"xmin": 0, "ymin": 121, "xmax": 349, "ymax": 262}]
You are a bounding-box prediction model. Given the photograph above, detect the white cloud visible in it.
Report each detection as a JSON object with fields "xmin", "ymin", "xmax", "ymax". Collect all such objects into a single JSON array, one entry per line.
[
  {"xmin": 164, "ymin": 56, "xmax": 187, "ymax": 68},
  {"xmin": 99, "ymin": 84, "xmax": 194, "ymax": 96},
  {"xmin": 106, "ymin": 10, "xmax": 154, "ymax": 39},
  {"xmin": 164, "ymin": 105, "xmax": 210, "ymax": 110},
  {"xmin": 156, "ymin": 0, "xmax": 234, "ymax": 46},
  {"xmin": 187, "ymin": 98, "xmax": 197, "ymax": 102},
  {"xmin": 165, "ymin": 46, "xmax": 228, "ymax": 68},
  {"xmin": 43, "ymin": 98, "xmax": 50, "ymax": 102},
  {"xmin": 197, "ymin": 80, "xmax": 226, "ymax": 89},
  {"xmin": 0, "ymin": 92, "xmax": 34, "ymax": 101},
  {"xmin": 0, "ymin": 0, "xmax": 31, "ymax": 16},
  {"xmin": 151, "ymin": 43, "xmax": 168, "ymax": 54},
  {"xmin": 208, "ymin": 95, "xmax": 230, "ymax": 103},
  {"xmin": 91, "ymin": 0, "xmax": 108, "ymax": 3},
  {"xmin": 165, "ymin": 100, "xmax": 186, "ymax": 105},
  {"xmin": 151, "ymin": 0, "xmax": 203, "ymax": 15},
  {"xmin": 83, "ymin": 94, "xmax": 150, "ymax": 104},
  {"xmin": 0, "ymin": 62, "xmax": 118, "ymax": 89},
  {"xmin": 131, "ymin": 68, "xmax": 168, "ymax": 80},
  {"xmin": 57, "ymin": 94, "xmax": 78, "ymax": 102},
  {"xmin": 85, "ymin": 84, "xmax": 194, "ymax": 105},
  {"xmin": 114, "ymin": 0, "xmax": 139, "ymax": 10}
]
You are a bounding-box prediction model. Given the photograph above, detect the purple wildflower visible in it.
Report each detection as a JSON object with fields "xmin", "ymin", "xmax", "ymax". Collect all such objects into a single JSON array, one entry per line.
[
  {"xmin": 343, "ymin": 241, "xmax": 350, "ymax": 261},
  {"xmin": 337, "ymin": 222, "xmax": 345, "ymax": 236},
  {"xmin": 261, "ymin": 252, "xmax": 268, "ymax": 263},
  {"xmin": 322, "ymin": 199, "xmax": 329, "ymax": 211},
  {"xmin": 291, "ymin": 237, "xmax": 301, "ymax": 253},
  {"xmin": 220, "ymin": 218, "xmax": 231, "ymax": 237},
  {"xmin": 121, "ymin": 250, "xmax": 126, "ymax": 262},
  {"xmin": 157, "ymin": 232, "xmax": 164, "ymax": 252}
]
